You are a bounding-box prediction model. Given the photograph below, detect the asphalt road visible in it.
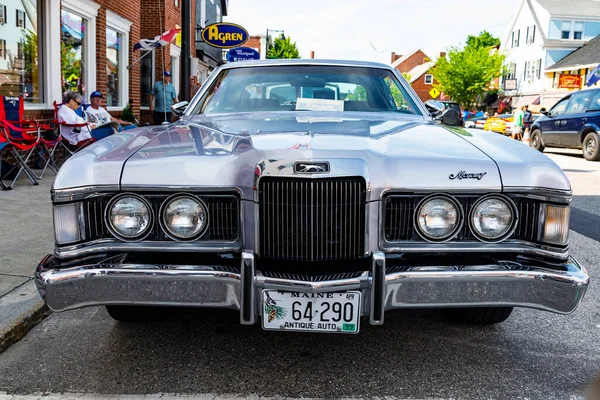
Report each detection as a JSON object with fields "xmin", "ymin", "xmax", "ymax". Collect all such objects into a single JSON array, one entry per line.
[{"xmin": 0, "ymin": 146, "xmax": 599, "ymax": 400}]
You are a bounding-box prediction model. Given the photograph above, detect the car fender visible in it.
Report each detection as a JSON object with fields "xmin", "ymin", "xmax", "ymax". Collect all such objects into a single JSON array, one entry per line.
[{"xmin": 579, "ymin": 122, "xmax": 600, "ymax": 145}]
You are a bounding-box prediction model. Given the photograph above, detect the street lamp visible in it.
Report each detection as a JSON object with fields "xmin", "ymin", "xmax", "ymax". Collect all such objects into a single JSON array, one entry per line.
[{"xmin": 265, "ymin": 29, "xmax": 284, "ymax": 59}]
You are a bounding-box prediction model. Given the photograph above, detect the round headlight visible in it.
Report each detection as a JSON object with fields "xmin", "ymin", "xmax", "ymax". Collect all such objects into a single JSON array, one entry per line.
[
  {"xmin": 107, "ymin": 195, "xmax": 152, "ymax": 240},
  {"xmin": 161, "ymin": 195, "xmax": 208, "ymax": 240},
  {"xmin": 470, "ymin": 196, "xmax": 516, "ymax": 242},
  {"xmin": 415, "ymin": 195, "xmax": 462, "ymax": 242}
]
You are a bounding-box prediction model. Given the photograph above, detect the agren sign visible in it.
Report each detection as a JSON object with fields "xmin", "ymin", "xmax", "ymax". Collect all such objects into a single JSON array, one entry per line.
[{"xmin": 202, "ymin": 23, "xmax": 249, "ymax": 49}]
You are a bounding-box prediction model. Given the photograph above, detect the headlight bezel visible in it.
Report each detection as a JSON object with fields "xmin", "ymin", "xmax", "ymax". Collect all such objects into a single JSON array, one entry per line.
[
  {"xmin": 468, "ymin": 194, "xmax": 518, "ymax": 243},
  {"xmin": 413, "ymin": 194, "xmax": 464, "ymax": 243},
  {"xmin": 159, "ymin": 193, "xmax": 210, "ymax": 242},
  {"xmin": 105, "ymin": 193, "xmax": 154, "ymax": 242}
]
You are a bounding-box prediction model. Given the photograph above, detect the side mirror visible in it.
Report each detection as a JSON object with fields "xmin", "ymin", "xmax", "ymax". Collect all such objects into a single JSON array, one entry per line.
[
  {"xmin": 540, "ymin": 108, "xmax": 548, "ymax": 115},
  {"xmin": 425, "ymin": 100, "xmax": 444, "ymax": 117},
  {"xmin": 171, "ymin": 101, "xmax": 189, "ymax": 117}
]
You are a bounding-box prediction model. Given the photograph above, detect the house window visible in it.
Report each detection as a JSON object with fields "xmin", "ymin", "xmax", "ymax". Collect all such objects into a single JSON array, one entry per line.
[
  {"xmin": 511, "ymin": 30, "xmax": 520, "ymax": 48},
  {"xmin": 524, "ymin": 59, "xmax": 542, "ymax": 82},
  {"xmin": 106, "ymin": 28, "xmax": 121, "ymax": 106},
  {"xmin": 140, "ymin": 50, "xmax": 155, "ymax": 107},
  {"xmin": 61, "ymin": 9, "xmax": 87, "ymax": 98},
  {"xmin": 0, "ymin": 0, "xmax": 43, "ymax": 103},
  {"xmin": 0, "ymin": 4, "xmax": 6, "ymax": 25},
  {"xmin": 16, "ymin": 9, "xmax": 24, "ymax": 28},
  {"xmin": 574, "ymin": 22, "xmax": 583, "ymax": 40},
  {"xmin": 424, "ymin": 74, "xmax": 433, "ymax": 85},
  {"xmin": 526, "ymin": 25, "xmax": 536, "ymax": 44},
  {"xmin": 561, "ymin": 21, "xmax": 571, "ymax": 39}
]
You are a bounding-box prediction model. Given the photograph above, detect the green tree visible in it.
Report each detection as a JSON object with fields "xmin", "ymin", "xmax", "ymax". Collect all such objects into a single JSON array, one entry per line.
[
  {"xmin": 266, "ymin": 35, "xmax": 300, "ymax": 59},
  {"xmin": 466, "ymin": 30, "xmax": 501, "ymax": 50},
  {"xmin": 432, "ymin": 43, "xmax": 505, "ymax": 109},
  {"xmin": 345, "ymin": 85, "xmax": 367, "ymax": 101}
]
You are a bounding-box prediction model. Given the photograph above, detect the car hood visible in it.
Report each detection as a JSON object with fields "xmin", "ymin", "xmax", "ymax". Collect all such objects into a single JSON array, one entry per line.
[{"xmin": 53, "ymin": 112, "xmax": 570, "ymax": 201}]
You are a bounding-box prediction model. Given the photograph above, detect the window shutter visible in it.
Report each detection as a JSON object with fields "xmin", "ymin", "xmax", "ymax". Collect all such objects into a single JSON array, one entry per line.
[
  {"xmin": 537, "ymin": 59, "xmax": 542, "ymax": 80},
  {"xmin": 517, "ymin": 29, "xmax": 520, "ymax": 46},
  {"xmin": 526, "ymin": 27, "xmax": 530, "ymax": 43},
  {"xmin": 533, "ymin": 25, "xmax": 536, "ymax": 43},
  {"xmin": 15, "ymin": 9, "xmax": 17, "ymax": 27}
]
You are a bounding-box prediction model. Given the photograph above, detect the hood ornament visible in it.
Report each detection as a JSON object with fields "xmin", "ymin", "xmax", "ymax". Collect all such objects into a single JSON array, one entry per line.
[
  {"xmin": 449, "ymin": 171, "xmax": 487, "ymax": 180},
  {"xmin": 294, "ymin": 162, "xmax": 330, "ymax": 174}
]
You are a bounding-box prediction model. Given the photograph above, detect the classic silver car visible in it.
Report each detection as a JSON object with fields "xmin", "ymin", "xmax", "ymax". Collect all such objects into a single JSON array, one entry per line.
[{"xmin": 36, "ymin": 59, "xmax": 589, "ymax": 334}]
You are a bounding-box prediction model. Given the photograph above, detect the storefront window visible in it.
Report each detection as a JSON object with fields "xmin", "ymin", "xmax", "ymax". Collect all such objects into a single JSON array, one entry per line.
[
  {"xmin": 0, "ymin": 0, "xmax": 43, "ymax": 103},
  {"xmin": 106, "ymin": 27, "xmax": 121, "ymax": 106},
  {"xmin": 61, "ymin": 9, "xmax": 86, "ymax": 98},
  {"xmin": 140, "ymin": 50, "xmax": 153, "ymax": 107}
]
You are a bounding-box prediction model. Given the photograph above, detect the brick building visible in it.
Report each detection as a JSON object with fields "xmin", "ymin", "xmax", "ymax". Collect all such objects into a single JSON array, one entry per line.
[
  {"xmin": 390, "ymin": 49, "xmax": 443, "ymax": 102},
  {"xmin": 8, "ymin": 0, "xmax": 218, "ymax": 124}
]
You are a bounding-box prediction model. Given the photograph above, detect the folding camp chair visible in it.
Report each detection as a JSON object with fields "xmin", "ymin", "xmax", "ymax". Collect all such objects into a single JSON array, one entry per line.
[
  {"xmin": 0, "ymin": 96, "xmax": 41, "ymax": 188},
  {"xmin": 0, "ymin": 133, "xmax": 11, "ymax": 190},
  {"xmin": 53, "ymin": 101, "xmax": 96, "ymax": 155}
]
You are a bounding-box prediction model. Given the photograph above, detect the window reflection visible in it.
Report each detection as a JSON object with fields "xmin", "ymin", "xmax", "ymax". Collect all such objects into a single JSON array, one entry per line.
[
  {"xmin": 106, "ymin": 27, "xmax": 120, "ymax": 106},
  {"xmin": 61, "ymin": 9, "xmax": 86, "ymax": 98}
]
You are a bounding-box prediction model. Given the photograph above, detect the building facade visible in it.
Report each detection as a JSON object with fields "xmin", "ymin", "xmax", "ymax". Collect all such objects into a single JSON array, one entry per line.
[
  {"xmin": 390, "ymin": 49, "xmax": 441, "ymax": 102},
  {"xmin": 8, "ymin": 0, "xmax": 206, "ymax": 124},
  {"xmin": 195, "ymin": 0, "xmax": 227, "ymax": 84},
  {"xmin": 499, "ymin": 0, "xmax": 600, "ymax": 110}
]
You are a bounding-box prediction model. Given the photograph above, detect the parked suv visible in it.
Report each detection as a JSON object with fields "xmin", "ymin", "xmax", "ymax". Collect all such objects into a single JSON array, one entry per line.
[{"xmin": 530, "ymin": 89, "xmax": 600, "ymax": 161}]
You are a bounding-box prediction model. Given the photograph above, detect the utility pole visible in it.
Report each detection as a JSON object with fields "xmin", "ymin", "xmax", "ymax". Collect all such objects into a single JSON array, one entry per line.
[{"xmin": 180, "ymin": 0, "xmax": 191, "ymax": 101}]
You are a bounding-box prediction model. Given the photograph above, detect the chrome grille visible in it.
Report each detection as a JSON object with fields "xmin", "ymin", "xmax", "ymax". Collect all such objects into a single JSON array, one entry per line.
[
  {"xmin": 259, "ymin": 177, "xmax": 366, "ymax": 261},
  {"xmin": 84, "ymin": 193, "xmax": 240, "ymax": 242},
  {"xmin": 384, "ymin": 194, "xmax": 541, "ymax": 243}
]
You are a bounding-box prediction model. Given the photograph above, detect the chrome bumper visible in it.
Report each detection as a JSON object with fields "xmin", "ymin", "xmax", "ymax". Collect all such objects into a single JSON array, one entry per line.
[{"xmin": 35, "ymin": 252, "xmax": 590, "ymax": 325}]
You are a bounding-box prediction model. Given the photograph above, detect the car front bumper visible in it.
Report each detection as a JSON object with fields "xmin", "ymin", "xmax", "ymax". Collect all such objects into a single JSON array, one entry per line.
[{"xmin": 35, "ymin": 252, "xmax": 590, "ymax": 325}]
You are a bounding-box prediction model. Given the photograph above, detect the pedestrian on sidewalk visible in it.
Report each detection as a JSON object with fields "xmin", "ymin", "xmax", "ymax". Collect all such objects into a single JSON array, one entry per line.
[
  {"xmin": 523, "ymin": 105, "xmax": 533, "ymax": 136},
  {"xmin": 513, "ymin": 105, "xmax": 525, "ymax": 140},
  {"xmin": 149, "ymin": 71, "xmax": 178, "ymax": 125}
]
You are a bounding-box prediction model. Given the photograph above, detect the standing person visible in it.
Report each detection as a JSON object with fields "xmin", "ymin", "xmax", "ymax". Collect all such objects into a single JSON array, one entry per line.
[
  {"xmin": 513, "ymin": 105, "xmax": 525, "ymax": 140},
  {"xmin": 57, "ymin": 91, "xmax": 96, "ymax": 145},
  {"xmin": 523, "ymin": 104, "xmax": 533, "ymax": 136},
  {"xmin": 149, "ymin": 71, "xmax": 178, "ymax": 125}
]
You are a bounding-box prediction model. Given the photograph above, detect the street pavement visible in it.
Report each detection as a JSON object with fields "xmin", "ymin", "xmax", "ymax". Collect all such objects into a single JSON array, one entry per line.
[{"xmin": 0, "ymin": 147, "xmax": 599, "ymax": 400}]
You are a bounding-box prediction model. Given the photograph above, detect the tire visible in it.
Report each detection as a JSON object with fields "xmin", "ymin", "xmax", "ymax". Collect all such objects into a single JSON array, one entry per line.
[
  {"xmin": 530, "ymin": 130, "xmax": 545, "ymax": 152},
  {"xmin": 105, "ymin": 305, "xmax": 168, "ymax": 322},
  {"xmin": 442, "ymin": 307, "xmax": 513, "ymax": 325},
  {"xmin": 583, "ymin": 132, "xmax": 600, "ymax": 161}
]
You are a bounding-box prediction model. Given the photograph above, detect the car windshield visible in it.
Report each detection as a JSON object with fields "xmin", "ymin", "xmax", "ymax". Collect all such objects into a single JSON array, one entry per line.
[{"xmin": 192, "ymin": 65, "xmax": 421, "ymax": 115}]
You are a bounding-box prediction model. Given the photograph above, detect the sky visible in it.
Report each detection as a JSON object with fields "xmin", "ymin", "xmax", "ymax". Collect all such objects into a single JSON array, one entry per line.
[{"xmin": 226, "ymin": 0, "xmax": 521, "ymax": 63}]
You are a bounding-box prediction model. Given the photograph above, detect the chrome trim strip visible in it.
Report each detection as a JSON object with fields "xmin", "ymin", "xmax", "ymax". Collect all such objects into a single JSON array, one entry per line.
[
  {"xmin": 52, "ymin": 186, "xmax": 245, "ymax": 203},
  {"xmin": 240, "ymin": 252, "xmax": 255, "ymax": 325},
  {"xmin": 55, "ymin": 239, "xmax": 243, "ymax": 259},
  {"xmin": 502, "ymin": 187, "xmax": 572, "ymax": 203},
  {"xmin": 35, "ymin": 255, "xmax": 589, "ymax": 315},
  {"xmin": 380, "ymin": 241, "xmax": 569, "ymax": 260},
  {"xmin": 52, "ymin": 185, "xmax": 120, "ymax": 203}
]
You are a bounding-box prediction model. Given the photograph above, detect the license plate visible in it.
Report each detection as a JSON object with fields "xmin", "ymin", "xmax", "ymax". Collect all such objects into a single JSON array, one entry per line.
[{"xmin": 261, "ymin": 290, "xmax": 361, "ymax": 334}]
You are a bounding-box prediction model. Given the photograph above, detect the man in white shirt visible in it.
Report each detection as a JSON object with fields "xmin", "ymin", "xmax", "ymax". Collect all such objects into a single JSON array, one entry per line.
[
  {"xmin": 57, "ymin": 91, "xmax": 96, "ymax": 145},
  {"xmin": 85, "ymin": 91, "xmax": 135, "ymax": 129}
]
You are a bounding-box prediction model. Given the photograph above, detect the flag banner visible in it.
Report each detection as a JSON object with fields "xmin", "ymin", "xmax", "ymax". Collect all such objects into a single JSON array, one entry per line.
[
  {"xmin": 586, "ymin": 64, "xmax": 600, "ymax": 87},
  {"xmin": 133, "ymin": 28, "xmax": 181, "ymax": 51}
]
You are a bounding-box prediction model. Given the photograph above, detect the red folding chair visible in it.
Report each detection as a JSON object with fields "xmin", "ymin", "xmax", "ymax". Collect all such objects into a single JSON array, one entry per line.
[
  {"xmin": 0, "ymin": 133, "xmax": 11, "ymax": 190},
  {"xmin": 0, "ymin": 96, "xmax": 41, "ymax": 188}
]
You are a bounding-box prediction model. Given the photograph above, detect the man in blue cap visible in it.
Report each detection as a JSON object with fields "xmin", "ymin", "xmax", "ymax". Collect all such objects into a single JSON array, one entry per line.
[
  {"xmin": 85, "ymin": 91, "xmax": 136, "ymax": 136},
  {"xmin": 150, "ymin": 70, "xmax": 178, "ymax": 125}
]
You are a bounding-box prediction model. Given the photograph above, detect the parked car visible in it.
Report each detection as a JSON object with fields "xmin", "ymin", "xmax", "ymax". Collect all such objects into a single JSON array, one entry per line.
[
  {"xmin": 35, "ymin": 59, "xmax": 589, "ymax": 334},
  {"xmin": 483, "ymin": 114, "xmax": 514, "ymax": 135},
  {"xmin": 530, "ymin": 89, "xmax": 600, "ymax": 161},
  {"xmin": 464, "ymin": 116, "xmax": 487, "ymax": 129}
]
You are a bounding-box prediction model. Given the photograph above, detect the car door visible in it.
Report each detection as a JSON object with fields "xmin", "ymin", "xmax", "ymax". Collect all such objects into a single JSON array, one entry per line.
[
  {"xmin": 539, "ymin": 97, "xmax": 569, "ymax": 146},
  {"xmin": 560, "ymin": 90, "xmax": 594, "ymax": 147}
]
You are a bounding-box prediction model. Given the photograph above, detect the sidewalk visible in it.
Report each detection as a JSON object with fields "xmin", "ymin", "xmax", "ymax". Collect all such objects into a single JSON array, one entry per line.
[{"xmin": 0, "ymin": 172, "xmax": 55, "ymax": 352}]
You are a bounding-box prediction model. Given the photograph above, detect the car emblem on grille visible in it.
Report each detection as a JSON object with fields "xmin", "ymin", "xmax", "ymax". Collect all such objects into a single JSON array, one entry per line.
[{"xmin": 294, "ymin": 162, "xmax": 330, "ymax": 174}]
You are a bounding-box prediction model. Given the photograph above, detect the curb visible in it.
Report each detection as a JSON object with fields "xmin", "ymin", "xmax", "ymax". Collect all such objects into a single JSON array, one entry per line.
[{"xmin": 0, "ymin": 279, "xmax": 51, "ymax": 354}]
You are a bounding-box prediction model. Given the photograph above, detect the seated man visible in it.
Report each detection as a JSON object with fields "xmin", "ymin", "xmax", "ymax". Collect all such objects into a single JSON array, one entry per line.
[
  {"xmin": 85, "ymin": 91, "xmax": 137, "ymax": 140},
  {"xmin": 57, "ymin": 91, "xmax": 96, "ymax": 145}
]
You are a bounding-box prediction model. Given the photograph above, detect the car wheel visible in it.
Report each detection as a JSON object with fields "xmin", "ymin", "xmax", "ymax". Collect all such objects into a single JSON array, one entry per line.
[
  {"xmin": 530, "ymin": 130, "xmax": 545, "ymax": 152},
  {"xmin": 583, "ymin": 132, "xmax": 600, "ymax": 161},
  {"xmin": 105, "ymin": 305, "xmax": 168, "ymax": 322},
  {"xmin": 442, "ymin": 307, "xmax": 513, "ymax": 325}
]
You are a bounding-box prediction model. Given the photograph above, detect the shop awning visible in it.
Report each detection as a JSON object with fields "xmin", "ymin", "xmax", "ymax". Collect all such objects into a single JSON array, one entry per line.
[{"xmin": 514, "ymin": 95, "xmax": 540, "ymax": 108}]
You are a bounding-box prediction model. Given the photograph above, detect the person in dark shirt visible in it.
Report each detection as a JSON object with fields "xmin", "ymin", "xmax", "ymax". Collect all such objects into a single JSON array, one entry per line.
[{"xmin": 523, "ymin": 105, "xmax": 534, "ymax": 136}]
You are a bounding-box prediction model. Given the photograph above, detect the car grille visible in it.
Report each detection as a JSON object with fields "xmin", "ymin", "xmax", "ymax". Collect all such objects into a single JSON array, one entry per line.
[
  {"xmin": 84, "ymin": 193, "xmax": 240, "ymax": 242},
  {"xmin": 383, "ymin": 194, "xmax": 541, "ymax": 243},
  {"xmin": 258, "ymin": 177, "xmax": 366, "ymax": 261}
]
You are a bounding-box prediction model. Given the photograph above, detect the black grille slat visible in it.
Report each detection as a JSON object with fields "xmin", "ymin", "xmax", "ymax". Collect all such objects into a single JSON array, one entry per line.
[
  {"xmin": 384, "ymin": 195, "xmax": 541, "ymax": 244},
  {"xmin": 259, "ymin": 177, "xmax": 366, "ymax": 262}
]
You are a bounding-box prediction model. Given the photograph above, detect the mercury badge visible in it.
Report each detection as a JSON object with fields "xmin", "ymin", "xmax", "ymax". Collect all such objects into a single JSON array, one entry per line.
[
  {"xmin": 449, "ymin": 171, "xmax": 487, "ymax": 180},
  {"xmin": 294, "ymin": 161, "xmax": 330, "ymax": 174}
]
